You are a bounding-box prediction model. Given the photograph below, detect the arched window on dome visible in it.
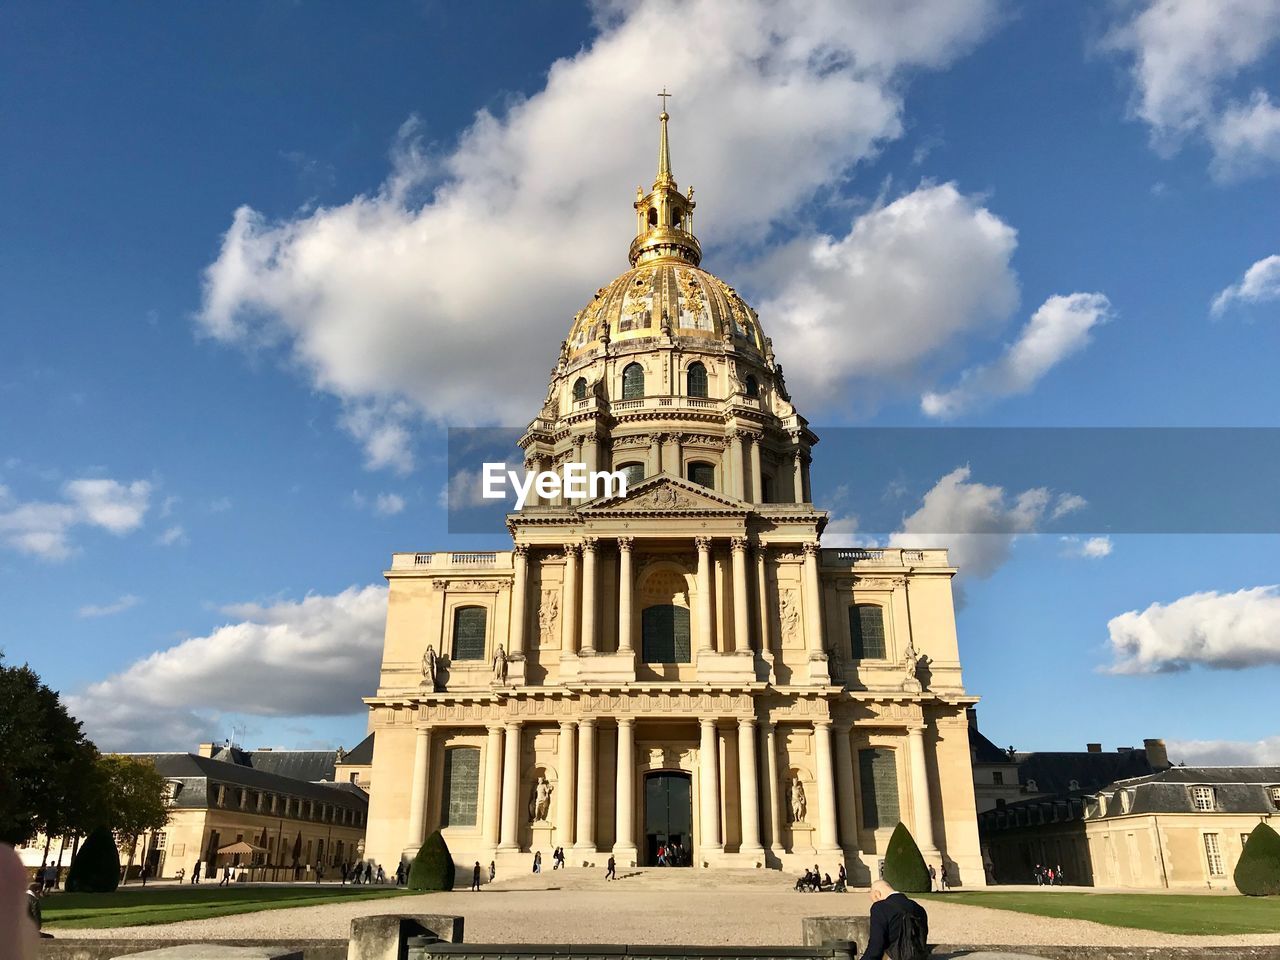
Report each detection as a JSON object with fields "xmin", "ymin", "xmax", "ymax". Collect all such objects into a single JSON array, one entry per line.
[
  {"xmin": 744, "ymin": 375, "xmax": 759, "ymax": 398},
  {"xmin": 686, "ymin": 362, "xmax": 708, "ymax": 398},
  {"xmin": 616, "ymin": 462, "xmax": 645, "ymax": 488},
  {"xmin": 572, "ymin": 378, "xmax": 587, "ymax": 402},
  {"xmin": 622, "ymin": 363, "xmax": 645, "ymax": 400},
  {"xmin": 648, "ymin": 208, "xmax": 658, "ymax": 228},
  {"xmin": 686, "ymin": 461, "xmax": 715, "ymax": 489}
]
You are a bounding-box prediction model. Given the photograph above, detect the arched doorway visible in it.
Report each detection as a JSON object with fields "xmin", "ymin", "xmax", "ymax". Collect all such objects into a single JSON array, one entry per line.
[{"xmin": 644, "ymin": 771, "xmax": 692, "ymax": 866}]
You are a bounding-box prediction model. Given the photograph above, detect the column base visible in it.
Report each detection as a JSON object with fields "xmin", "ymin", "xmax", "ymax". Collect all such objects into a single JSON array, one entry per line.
[
  {"xmin": 611, "ymin": 844, "xmax": 639, "ymax": 869},
  {"xmin": 578, "ymin": 652, "xmax": 636, "ymax": 683}
]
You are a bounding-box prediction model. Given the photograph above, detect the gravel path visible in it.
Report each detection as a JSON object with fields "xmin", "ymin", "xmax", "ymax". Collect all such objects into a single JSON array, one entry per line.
[{"xmin": 61, "ymin": 871, "xmax": 1280, "ymax": 949}]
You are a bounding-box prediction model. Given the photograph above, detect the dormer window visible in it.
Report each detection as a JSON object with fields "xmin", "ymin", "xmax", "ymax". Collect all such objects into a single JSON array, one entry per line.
[
  {"xmin": 1068, "ymin": 779, "xmax": 1080, "ymax": 792},
  {"xmin": 1120, "ymin": 790, "xmax": 1132, "ymax": 813},
  {"xmin": 1190, "ymin": 785, "xmax": 1215, "ymax": 811},
  {"xmin": 1270, "ymin": 786, "xmax": 1280, "ymax": 808},
  {"xmin": 1025, "ymin": 779, "xmax": 1038, "ymax": 793}
]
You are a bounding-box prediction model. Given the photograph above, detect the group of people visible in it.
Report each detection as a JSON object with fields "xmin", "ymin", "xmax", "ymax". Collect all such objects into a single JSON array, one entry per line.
[
  {"xmin": 654, "ymin": 841, "xmax": 689, "ymax": 866},
  {"xmin": 794, "ymin": 862, "xmax": 848, "ymax": 892},
  {"xmin": 31, "ymin": 865, "xmax": 59, "ymax": 893},
  {"xmin": 342, "ymin": 861, "xmax": 388, "ymax": 884},
  {"xmin": 1034, "ymin": 863, "xmax": 1066, "ymax": 885},
  {"xmin": 469, "ymin": 860, "xmax": 498, "ymax": 890}
]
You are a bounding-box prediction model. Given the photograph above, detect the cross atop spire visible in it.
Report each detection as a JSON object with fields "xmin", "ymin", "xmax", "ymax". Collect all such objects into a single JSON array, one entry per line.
[
  {"xmin": 631, "ymin": 102, "xmax": 700, "ymax": 267},
  {"xmin": 657, "ymin": 87, "xmax": 672, "ymax": 112},
  {"xmin": 655, "ymin": 90, "xmax": 675, "ymax": 189}
]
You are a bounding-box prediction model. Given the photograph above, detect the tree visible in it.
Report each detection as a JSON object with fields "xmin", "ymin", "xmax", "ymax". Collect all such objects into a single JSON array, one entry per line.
[
  {"xmin": 408, "ymin": 830, "xmax": 456, "ymax": 891},
  {"xmin": 96, "ymin": 755, "xmax": 170, "ymax": 884},
  {"xmin": 881, "ymin": 821, "xmax": 931, "ymax": 893},
  {"xmin": 1235, "ymin": 821, "xmax": 1280, "ymax": 897},
  {"xmin": 65, "ymin": 826, "xmax": 121, "ymax": 893},
  {"xmin": 0, "ymin": 653, "xmax": 100, "ymax": 846}
]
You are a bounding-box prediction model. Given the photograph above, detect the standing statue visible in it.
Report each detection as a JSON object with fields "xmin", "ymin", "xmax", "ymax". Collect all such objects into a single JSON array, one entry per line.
[
  {"xmin": 529, "ymin": 777, "xmax": 554, "ymax": 822},
  {"xmin": 790, "ymin": 777, "xmax": 807, "ymax": 823},
  {"xmin": 902, "ymin": 640, "xmax": 923, "ymax": 693},
  {"xmin": 492, "ymin": 644, "xmax": 508, "ymax": 685},
  {"xmin": 421, "ymin": 644, "xmax": 439, "ymax": 691},
  {"xmin": 779, "ymin": 592, "xmax": 801, "ymax": 645}
]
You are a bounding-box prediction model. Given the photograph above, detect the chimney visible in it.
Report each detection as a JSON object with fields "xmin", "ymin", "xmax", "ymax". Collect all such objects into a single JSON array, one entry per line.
[
  {"xmin": 1144, "ymin": 738, "xmax": 1170, "ymax": 770},
  {"xmin": 1117, "ymin": 746, "xmax": 1134, "ymax": 753},
  {"xmin": 197, "ymin": 742, "xmax": 216, "ymax": 758},
  {"xmin": 1086, "ymin": 743, "xmax": 1102, "ymax": 753},
  {"xmin": 965, "ymin": 707, "xmax": 978, "ymax": 729}
]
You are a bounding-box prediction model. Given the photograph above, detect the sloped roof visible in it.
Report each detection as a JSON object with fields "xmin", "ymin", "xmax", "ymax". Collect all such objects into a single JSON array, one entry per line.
[
  {"xmin": 1014, "ymin": 748, "xmax": 1160, "ymax": 795},
  {"xmin": 339, "ymin": 733, "xmax": 374, "ymax": 767},
  {"xmin": 969, "ymin": 727, "xmax": 1014, "ymax": 766},
  {"xmin": 136, "ymin": 753, "xmax": 367, "ymax": 810}
]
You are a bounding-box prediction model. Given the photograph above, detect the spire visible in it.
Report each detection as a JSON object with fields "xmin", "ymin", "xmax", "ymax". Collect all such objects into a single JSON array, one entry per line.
[{"xmin": 630, "ymin": 94, "xmax": 700, "ymax": 267}]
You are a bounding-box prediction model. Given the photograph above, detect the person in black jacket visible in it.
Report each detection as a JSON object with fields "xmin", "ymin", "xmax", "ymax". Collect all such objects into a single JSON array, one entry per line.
[{"xmin": 859, "ymin": 880, "xmax": 929, "ymax": 960}]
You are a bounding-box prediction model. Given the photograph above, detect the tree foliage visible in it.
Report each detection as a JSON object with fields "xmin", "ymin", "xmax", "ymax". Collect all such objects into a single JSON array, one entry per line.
[
  {"xmin": 1235, "ymin": 821, "xmax": 1280, "ymax": 897},
  {"xmin": 882, "ymin": 821, "xmax": 931, "ymax": 893},
  {"xmin": 0, "ymin": 653, "xmax": 100, "ymax": 845},
  {"xmin": 66, "ymin": 826, "xmax": 121, "ymax": 892},
  {"xmin": 408, "ymin": 830, "xmax": 456, "ymax": 891},
  {"xmin": 96, "ymin": 754, "xmax": 170, "ymax": 880}
]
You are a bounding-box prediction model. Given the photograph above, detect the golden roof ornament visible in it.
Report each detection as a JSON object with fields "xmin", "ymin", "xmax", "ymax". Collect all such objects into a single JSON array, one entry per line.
[{"xmin": 629, "ymin": 91, "xmax": 701, "ymax": 267}]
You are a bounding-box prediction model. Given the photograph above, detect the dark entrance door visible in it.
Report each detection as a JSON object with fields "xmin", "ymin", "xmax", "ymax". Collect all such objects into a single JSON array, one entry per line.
[{"xmin": 644, "ymin": 771, "xmax": 692, "ymax": 866}]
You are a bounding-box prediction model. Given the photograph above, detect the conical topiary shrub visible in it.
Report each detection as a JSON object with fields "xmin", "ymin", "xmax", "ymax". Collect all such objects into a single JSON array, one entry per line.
[
  {"xmin": 881, "ymin": 821, "xmax": 930, "ymax": 893},
  {"xmin": 66, "ymin": 826, "xmax": 121, "ymax": 893},
  {"xmin": 407, "ymin": 829, "xmax": 456, "ymax": 891},
  {"xmin": 1235, "ymin": 821, "xmax": 1280, "ymax": 896}
]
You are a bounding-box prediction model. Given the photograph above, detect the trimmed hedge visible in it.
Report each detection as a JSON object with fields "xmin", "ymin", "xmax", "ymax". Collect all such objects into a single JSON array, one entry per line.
[
  {"xmin": 882, "ymin": 821, "xmax": 930, "ymax": 893},
  {"xmin": 1235, "ymin": 821, "xmax": 1280, "ymax": 897},
  {"xmin": 66, "ymin": 826, "xmax": 121, "ymax": 893},
  {"xmin": 408, "ymin": 829, "xmax": 456, "ymax": 891}
]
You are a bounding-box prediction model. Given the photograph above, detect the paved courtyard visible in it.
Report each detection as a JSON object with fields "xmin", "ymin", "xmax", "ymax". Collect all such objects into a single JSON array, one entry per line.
[{"xmin": 63, "ymin": 869, "xmax": 1280, "ymax": 949}]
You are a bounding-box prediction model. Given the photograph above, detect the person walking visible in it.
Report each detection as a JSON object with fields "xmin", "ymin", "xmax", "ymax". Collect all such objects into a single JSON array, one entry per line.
[
  {"xmin": 472, "ymin": 861, "xmax": 482, "ymax": 891},
  {"xmin": 859, "ymin": 880, "xmax": 929, "ymax": 960},
  {"xmin": 489, "ymin": 860, "xmax": 496, "ymax": 883},
  {"xmin": 192, "ymin": 860, "xmax": 202, "ymax": 885},
  {"xmin": 532, "ymin": 851, "xmax": 542, "ymax": 874},
  {"xmin": 927, "ymin": 863, "xmax": 936, "ymax": 891},
  {"xmin": 605, "ymin": 855, "xmax": 616, "ymax": 882},
  {"xmin": 220, "ymin": 864, "xmax": 232, "ymax": 887},
  {"xmin": 835, "ymin": 863, "xmax": 848, "ymax": 893}
]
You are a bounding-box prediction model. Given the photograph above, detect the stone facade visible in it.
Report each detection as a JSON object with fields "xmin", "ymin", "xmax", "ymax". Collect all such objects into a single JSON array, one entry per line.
[{"xmin": 362, "ymin": 110, "xmax": 985, "ymax": 885}]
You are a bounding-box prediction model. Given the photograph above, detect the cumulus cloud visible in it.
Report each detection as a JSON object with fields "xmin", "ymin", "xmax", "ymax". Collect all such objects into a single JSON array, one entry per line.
[
  {"xmin": 68, "ymin": 585, "xmax": 388, "ymax": 751},
  {"xmin": 0, "ymin": 478, "xmax": 152, "ymax": 560},
  {"xmin": 1168, "ymin": 736, "xmax": 1280, "ymax": 766},
  {"xmin": 1106, "ymin": 585, "xmax": 1280, "ymax": 674},
  {"xmin": 156, "ymin": 524, "xmax": 187, "ymax": 547},
  {"xmin": 1061, "ymin": 535, "xmax": 1114, "ymax": 559},
  {"xmin": 1210, "ymin": 253, "xmax": 1280, "ymax": 316},
  {"xmin": 197, "ymin": 1, "xmax": 1000, "ymax": 466},
  {"xmin": 921, "ymin": 293, "xmax": 1111, "ymax": 419},
  {"xmin": 1106, "ymin": 0, "xmax": 1280, "ymax": 178},
  {"xmin": 352, "ymin": 490, "xmax": 407, "ymax": 516},
  {"xmin": 755, "ymin": 182, "xmax": 1020, "ymax": 408},
  {"xmin": 78, "ymin": 594, "xmax": 142, "ymax": 618}
]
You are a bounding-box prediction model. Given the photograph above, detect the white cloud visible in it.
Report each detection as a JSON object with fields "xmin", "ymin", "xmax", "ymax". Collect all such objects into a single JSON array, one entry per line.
[
  {"xmin": 1106, "ymin": 585, "xmax": 1280, "ymax": 674},
  {"xmin": 374, "ymin": 493, "xmax": 406, "ymax": 516},
  {"xmin": 1168, "ymin": 736, "xmax": 1280, "ymax": 766},
  {"xmin": 197, "ymin": 1, "xmax": 1001, "ymax": 465},
  {"xmin": 156, "ymin": 524, "xmax": 187, "ymax": 547},
  {"xmin": 1061, "ymin": 535, "xmax": 1114, "ymax": 559},
  {"xmin": 921, "ymin": 293, "xmax": 1111, "ymax": 419},
  {"xmin": 78, "ymin": 594, "xmax": 142, "ymax": 618},
  {"xmin": 1210, "ymin": 253, "xmax": 1280, "ymax": 316},
  {"xmin": 1107, "ymin": 0, "xmax": 1280, "ymax": 178},
  {"xmin": 68, "ymin": 585, "xmax": 388, "ymax": 751},
  {"xmin": 756, "ymin": 182, "xmax": 1019, "ymax": 409},
  {"xmin": 0, "ymin": 478, "xmax": 152, "ymax": 560}
]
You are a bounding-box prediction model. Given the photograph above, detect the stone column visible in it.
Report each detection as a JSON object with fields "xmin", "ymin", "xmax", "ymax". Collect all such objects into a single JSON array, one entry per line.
[
  {"xmin": 695, "ymin": 536, "xmax": 714, "ymax": 654},
  {"xmin": 617, "ymin": 537, "xmax": 635, "ymax": 655},
  {"xmin": 755, "ymin": 546, "xmax": 770, "ymax": 657},
  {"xmin": 762, "ymin": 721, "xmax": 783, "ymax": 852},
  {"xmin": 662, "ymin": 434, "xmax": 680, "ymax": 477},
  {"xmin": 583, "ymin": 434, "xmax": 598, "ymax": 474},
  {"xmin": 699, "ymin": 718, "xmax": 723, "ymax": 855},
  {"xmin": 510, "ymin": 545, "xmax": 528, "ymax": 657},
  {"xmin": 729, "ymin": 431, "xmax": 745, "ymax": 500},
  {"xmin": 749, "ymin": 435, "xmax": 763, "ymax": 502},
  {"xmin": 573, "ymin": 719, "xmax": 597, "ymax": 853},
  {"xmin": 580, "ymin": 537, "xmax": 598, "ymax": 654},
  {"xmin": 802, "ymin": 542, "xmax": 824, "ymax": 654},
  {"xmin": 793, "ymin": 450, "xmax": 805, "ymax": 504},
  {"xmin": 908, "ymin": 724, "xmax": 940, "ymax": 858},
  {"xmin": 649, "ymin": 434, "xmax": 663, "ymax": 476},
  {"xmin": 833, "ymin": 721, "xmax": 859, "ymax": 852},
  {"xmin": 498, "ymin": 721, "xmax": 522, "ymax": 850},
  {"xmin": 614, "ymin": 718, "xmax": 637, "ymax": 861},
  {"xmin": 407, "ymin": 727, "xmax": 432, "ymax": 847},
  {"xmin": 737, "ymin": 719, "xmax": 764, "ymax": 855},
  {"xmin": 731, "ymin": 537, "xmax": 751, "ymax": 654},
  {"xmin": 523, "ymin": 456, "xmax": 541, "ymax": 508},
  {"xmin": 562, "ymin": 544, "xmax": 579, "ymax": 654},
  {"xmin": 482, "ymin": 725, "xmax": 504, "ymax": 847},
  {"xmin": 557, "ymin": 720, "xmax": 577, "ymax": 848},
  {"xmin": 813, "ymin": 720, "xmax": 841, "ymax": 853}
]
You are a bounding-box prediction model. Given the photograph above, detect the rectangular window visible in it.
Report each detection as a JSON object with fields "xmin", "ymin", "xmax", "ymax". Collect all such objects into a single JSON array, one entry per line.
[
  {"xmin": 1191, "ymin": 786, "xmax": 1215, "ymax": 811},
  {"xmin": 642, "ymin": 604, "xmax": 692, "ymax": 664},
  {"xmin": 452, "ymin": 607, "xmax": 487, "ymax": 661},
  {"xmin": 442, "ymin": 747, "xmax": 481, "ymax": 827},
  {"xmin": 849, "ymin": 605, "xmax": 886, "ymax": 659},
  {"xmin": 992, "ymin": 771, "xmax": 1004, "ymax": 785},
  {"xmin": 1204, "ymin": 833, "xmax": 1224, "ymax": 876},
  {"xmin": 1270, "ymin": 786, "xmax": 1280, "ymax": 807},
  {"xmin": 858, "ymin": 748, "xmax": 900, "ymax": 830},
  {"xmin": 686, "ymin": 462, "xmax": 715, "ymax": 488}
]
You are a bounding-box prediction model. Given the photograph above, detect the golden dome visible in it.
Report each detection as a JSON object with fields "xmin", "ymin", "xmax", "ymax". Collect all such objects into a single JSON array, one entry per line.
[{"xmin": 568, "ymin": 261, "xmax": 766, "ymax": 354}]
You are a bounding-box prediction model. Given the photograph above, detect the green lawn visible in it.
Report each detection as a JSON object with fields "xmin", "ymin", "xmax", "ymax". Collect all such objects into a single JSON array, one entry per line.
[
  {"xmin": 919, "ymin": 891, "xmax": 1280, "ymax": 936},
  {"xmin": 43, "ymin": 884, "xmax": 413, "ymax": 929}
]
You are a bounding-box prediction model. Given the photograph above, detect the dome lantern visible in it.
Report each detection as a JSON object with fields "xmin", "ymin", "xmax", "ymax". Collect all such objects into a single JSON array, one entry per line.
[{"xmin": 630, "ymin": 96, "xmax": 701, "ymax": 267}]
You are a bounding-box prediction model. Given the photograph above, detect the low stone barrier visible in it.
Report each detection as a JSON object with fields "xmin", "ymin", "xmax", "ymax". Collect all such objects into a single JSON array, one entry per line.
[
  {"xmin": 406, "ymin": 946, "xmax": 855, "ymax": 960},
  {"xmin": 348, "ymin": 915, "xmax": 465, "ymax": 960},
  {"xmin": 37, "ymin": 941, "xmax": 347, "ymax": 960}
]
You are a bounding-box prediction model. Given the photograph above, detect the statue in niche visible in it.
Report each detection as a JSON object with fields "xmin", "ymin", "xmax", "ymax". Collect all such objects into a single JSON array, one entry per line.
[
  {"xmin": 789, "ymin": 777, "xmax": 807, "ymax": 823},
  {"xmin": 538, "ymin": 590, "xmax": 560, "ymax": 644},
  {"xmin": 779, "ymin": 591, "xmax": 801, "ymax": 645},
  {"xmin": 529, "ymin": 776, "xmax": 553, "ymax": 822},
  {"xmin": 492, "ymin": 644, "xmax": 508, "ymax": 686},
  {"xmin": 420, "ymin": 644, "xmax": 440, "ymax": 691}
]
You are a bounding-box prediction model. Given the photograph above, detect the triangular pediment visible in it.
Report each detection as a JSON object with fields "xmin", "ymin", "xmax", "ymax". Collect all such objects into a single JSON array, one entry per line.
[{"xmin": 582, "ymin": 473, "xmax": 748, "ymax": 514}]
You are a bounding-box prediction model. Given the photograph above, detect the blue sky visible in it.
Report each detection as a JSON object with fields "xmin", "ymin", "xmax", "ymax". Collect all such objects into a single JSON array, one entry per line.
[{"xmin": 1, "ymin": 1, "xmax": 1278, "ymax": 759}]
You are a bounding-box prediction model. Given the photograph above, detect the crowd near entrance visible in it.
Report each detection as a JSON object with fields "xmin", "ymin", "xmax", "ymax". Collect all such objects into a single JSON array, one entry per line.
[{"xmin": 644, "ymin": 771, "xmax": 692, "ymax": 866}]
